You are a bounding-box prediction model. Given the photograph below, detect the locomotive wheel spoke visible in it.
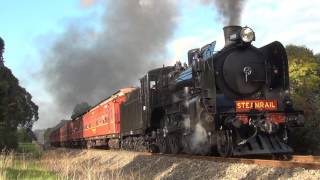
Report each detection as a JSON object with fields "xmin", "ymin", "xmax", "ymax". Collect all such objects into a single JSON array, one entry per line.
[
  {"xmin": 169, "ymin": 135, "xmax": 180, "ymax": 154},
  {"xmin": 217, "ymin": 130, "xmax": 233, "ymax": 157}
]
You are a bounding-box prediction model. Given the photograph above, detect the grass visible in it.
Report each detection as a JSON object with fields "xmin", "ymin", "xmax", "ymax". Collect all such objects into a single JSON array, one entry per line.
[
  {"xmin": 1, "ymin": 145, "xmax": 138, "ymax": 179},
  {"xmin": 16, "ymin": 142, "xmax": 42, "ymax": 158},
  {"xmin": 40, "ymin": 149, "xmax": 138, "ymax": 180},
  {"xmin": 4, "ymin": 161, "xmax": 58, "ymax": 180},
  {"xmin": 0, "ymin": 142, "xmax": 58, "ymax": 180}
]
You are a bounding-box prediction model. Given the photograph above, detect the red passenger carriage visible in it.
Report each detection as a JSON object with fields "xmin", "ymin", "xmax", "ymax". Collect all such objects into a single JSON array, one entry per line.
[
  {"xmin": 82, "ymin": 88, "xmax": 135, "ymax": 148},
  {"xmin": 49, "ymin": 88, "xmax": 135, "ymax": 148},
  {"xmin": 49, "ymin": 129, "xmax": 60, "ymax": 147},
  {"xmin": 59, "ymin": 122, "xmax": 70, "ymax": 146}
]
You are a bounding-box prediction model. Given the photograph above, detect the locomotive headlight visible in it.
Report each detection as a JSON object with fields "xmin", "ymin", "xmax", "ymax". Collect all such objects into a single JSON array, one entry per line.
[{"xmin": 240, "ymin": 27, "xmax": 255, "ymax": 43}]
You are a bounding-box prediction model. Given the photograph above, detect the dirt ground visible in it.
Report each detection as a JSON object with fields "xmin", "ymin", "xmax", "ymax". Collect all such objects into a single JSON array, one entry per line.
[{"xmin": 41, "ymin": 149, "xmax": 320, "ymax": 180}]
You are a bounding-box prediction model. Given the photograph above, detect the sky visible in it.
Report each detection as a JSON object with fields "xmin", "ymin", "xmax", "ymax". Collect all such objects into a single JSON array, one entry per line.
[{"xmin": 1, "ymin": 0, "xmax": 320, "ymax": 129}]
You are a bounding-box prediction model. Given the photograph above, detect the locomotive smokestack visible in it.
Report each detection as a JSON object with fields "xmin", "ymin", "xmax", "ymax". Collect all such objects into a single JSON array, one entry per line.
[{"xmin": 223, "ymin": 26, "xmax": 242, "ymax": 47}]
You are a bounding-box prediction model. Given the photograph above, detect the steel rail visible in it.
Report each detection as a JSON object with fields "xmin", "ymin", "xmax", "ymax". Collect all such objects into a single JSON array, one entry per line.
[
  {"xmin": 60, "ymin": 148, "xmax": 320, "ymax": 170},
  {"xmin": 126, "ymin": 151, "xmax": 320, "ymax": 170},
  {"xmin": 146, "ymin": 153, "xmax": 320, "ymax": 170}
]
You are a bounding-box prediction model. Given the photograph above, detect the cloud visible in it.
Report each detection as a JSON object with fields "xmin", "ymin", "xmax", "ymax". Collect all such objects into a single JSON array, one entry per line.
[
  {"xmin": 168, "ymin": 29, "xmax": 224, "ymax": 63},
  {"xmin": 170, "ymin": 0, "xmax": 320, "ymax": 65},
  {"xmin": 242, "ymin": 0, "xmax": 320, "ymax": 52}
]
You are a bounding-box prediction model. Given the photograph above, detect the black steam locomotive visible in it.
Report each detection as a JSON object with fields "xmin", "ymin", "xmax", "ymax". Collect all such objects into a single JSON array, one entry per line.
[{"xmin": 120, "ymin": 26, "xmax": 304, "ymax": 156}]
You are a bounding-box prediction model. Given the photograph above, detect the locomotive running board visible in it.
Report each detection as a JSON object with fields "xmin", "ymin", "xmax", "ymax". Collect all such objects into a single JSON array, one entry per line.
[{"xmin": 232, "ymin": 134, "xmax": 293, "ymax": 156}]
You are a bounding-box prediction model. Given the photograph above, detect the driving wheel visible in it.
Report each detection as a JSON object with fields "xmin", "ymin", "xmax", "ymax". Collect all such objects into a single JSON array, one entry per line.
[{"xmin": 217, "ymin": 130, "xmax": 233, "ymax": 157}]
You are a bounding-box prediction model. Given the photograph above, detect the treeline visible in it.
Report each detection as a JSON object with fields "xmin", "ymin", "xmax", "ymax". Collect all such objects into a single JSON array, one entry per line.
[
  {"xmin": 0, "ymin": 37, "xmax": 39, "ymax": 149},
  {"xmin": 286, "ymin": 45, "xmax": 320, "ymax": 154}
]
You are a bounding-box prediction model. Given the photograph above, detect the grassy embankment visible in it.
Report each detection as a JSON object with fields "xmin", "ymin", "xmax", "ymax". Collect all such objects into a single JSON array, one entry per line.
[
  {"xmin": 1, "ymin": 144, "xmax": 132, "ymax": 179},
  {"xmin": 0, "ymin": 142, "xmax": 58, "ymax": 180}
]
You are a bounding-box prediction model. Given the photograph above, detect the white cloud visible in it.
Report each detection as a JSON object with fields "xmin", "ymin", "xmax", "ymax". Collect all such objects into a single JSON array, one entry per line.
[
  {"xmin": 169, "ymin": 0, "xmax": 320, "ymax": 62},
  {"xmin": 169, "ymin": 36, "xmax": 208, "ymax": 63},
  {"xmin": 242, "ymin": 0, "xmax": 320, "ymax": 53},
  {"xmin": 168, "ymin": 29, "xmax": 225, "ymax": 65}
]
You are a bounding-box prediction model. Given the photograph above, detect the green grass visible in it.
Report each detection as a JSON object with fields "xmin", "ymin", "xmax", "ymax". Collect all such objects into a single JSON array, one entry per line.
[
  {"xmin": 3, "ymin": 161, "xmax": 58, "ymax": 180},
  {"xmin": 16, "ymin": 142, "xmax": 42, "ymax": 158},
  {"xmin": 0, "ymin": 143, "xmax": 58, "ymax": 179}
]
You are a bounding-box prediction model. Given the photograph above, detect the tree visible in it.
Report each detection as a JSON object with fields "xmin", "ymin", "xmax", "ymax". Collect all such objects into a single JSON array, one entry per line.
[
  {"xmin": 0, "ymin": 37, "xmax": 38, "ymax": 149},
  {"xmin": 286, "ymin": 45, "xmax": 320, "ymax": 154},
  {"xmin": 71, "ymin": 102, "xmax": 91, "ymax": 119},
  {"xmin": 286, "ymin": 45, "xmax": 320, "ymax": 115},
  {"xmin": 16, "ymin": 128, "xmax": 34, "ymax": 143},
  {"xmin": 315, "ymin": 53, "xmax": 320, "ymax": 62}
]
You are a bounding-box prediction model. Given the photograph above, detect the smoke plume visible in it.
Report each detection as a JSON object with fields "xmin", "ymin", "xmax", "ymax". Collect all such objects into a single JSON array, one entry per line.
[
  {"xmin": 41, "ymin": 0, "xmax": 177, "ymax": 120},
  {"xmin": 201, "ymin": 0, "xmax": 247, "ymax": 25}
]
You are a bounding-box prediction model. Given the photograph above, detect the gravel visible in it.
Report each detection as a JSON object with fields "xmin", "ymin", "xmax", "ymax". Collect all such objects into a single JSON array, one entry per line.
[{"xmin": 42, "ymin": 149, "xmax": 320, "ymax": 180}]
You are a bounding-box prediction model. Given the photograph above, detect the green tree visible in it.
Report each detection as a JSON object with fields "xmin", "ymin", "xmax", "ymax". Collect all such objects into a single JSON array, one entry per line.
[
  {"xmin": 16, "ymin": 128, "xmax": 34, "ymax": 143},
  {"xmin": 71, "ymin": 102, "xmax": 90, "ymax": 119},
  {"xmin": 286, "ymin": 45, "xmax": 320, "ymax": 154},
  {"xmin": 0, "ymin": 37, "xmax": 4, "ymax": 66},
  {"xmin": 0, "ymin": 37, "xmax": 38, "ymax": 149},
  {"xmin": 315, "ymin": 53, "xmax": 320, "ymax": 62}
]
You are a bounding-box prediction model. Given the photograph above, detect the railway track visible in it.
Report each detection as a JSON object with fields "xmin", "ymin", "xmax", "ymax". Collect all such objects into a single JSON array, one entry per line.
[
  {"xmin": 151, "ymin": 154, "xmax": 320, "ymax": 170},
  {"xmin": 59, "ymin": 148, "xmax": 320, "ymax": 170},
  {"xmin": 122, "ymin": 151, "xmax": 320, "ymax": 170}
]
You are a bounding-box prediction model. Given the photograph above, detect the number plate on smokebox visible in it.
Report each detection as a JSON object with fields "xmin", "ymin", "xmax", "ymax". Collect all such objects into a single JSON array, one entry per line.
[{"xmin": 235, "ymin": 100, "xmax": 278, "ymax": 112}]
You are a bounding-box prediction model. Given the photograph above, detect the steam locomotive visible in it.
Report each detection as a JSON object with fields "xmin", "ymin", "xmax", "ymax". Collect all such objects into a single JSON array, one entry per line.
[{"xmin": 50, "ymin": 26, "xmax": 304, "ymax": 157}]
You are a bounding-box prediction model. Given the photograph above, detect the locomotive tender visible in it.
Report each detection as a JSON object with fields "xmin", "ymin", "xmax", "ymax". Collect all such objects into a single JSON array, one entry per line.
[{"xmin": 50, "ymin": 26, "xmax": 304, "ymax": 157}]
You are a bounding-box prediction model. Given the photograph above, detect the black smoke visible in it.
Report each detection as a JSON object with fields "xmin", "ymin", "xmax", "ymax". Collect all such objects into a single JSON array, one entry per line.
[
  {"xmin": 41, "ymin": 0, "xmax": 177, "ymax": 119},
  {"xmin": 201, "ymin": 0, "xmax": 247, "ymax": 25}
]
